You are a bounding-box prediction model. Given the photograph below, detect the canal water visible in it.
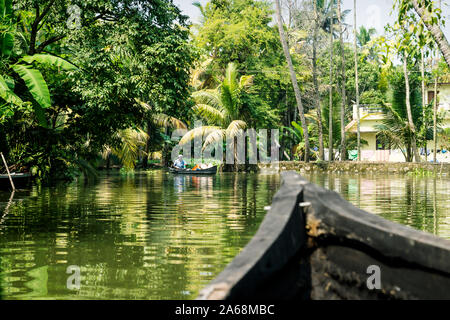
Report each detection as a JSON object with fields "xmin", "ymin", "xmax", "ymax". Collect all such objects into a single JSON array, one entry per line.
[{"xmin": 0, "ymin": 170, "xmax": 449, "ymax": 299}]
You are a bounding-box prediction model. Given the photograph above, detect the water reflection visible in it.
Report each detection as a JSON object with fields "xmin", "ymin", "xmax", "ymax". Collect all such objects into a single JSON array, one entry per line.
[
  {"xmin": 1, "ymin": 171, "xmax": 448, "ymax": 300},
  {"xmin": 307, "ymin": 173, "xmax": 450, "ymax": 239},
  {"xmin": 0, "ymin": 171, "xmax": 280, "ymax": 300}
]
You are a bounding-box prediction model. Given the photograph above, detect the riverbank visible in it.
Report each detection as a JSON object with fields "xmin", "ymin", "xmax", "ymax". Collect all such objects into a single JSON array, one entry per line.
[{"xmin": 259, "ymin": 161, "xmax": 450, "ymax": 175}]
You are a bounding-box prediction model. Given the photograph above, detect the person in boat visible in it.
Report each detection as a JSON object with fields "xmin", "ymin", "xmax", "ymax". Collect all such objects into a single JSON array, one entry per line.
[{"xmin": 173, "ymin": 155, "xmax": 186, "ymax": 169}]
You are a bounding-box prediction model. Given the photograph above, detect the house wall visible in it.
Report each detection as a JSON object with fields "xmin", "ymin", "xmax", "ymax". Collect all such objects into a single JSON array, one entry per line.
[
  {"xmin": 347, "ymin": 84, "xmax": 450, "ymax": 162},
  {"xmin": 361, "ymin": 132, "xmax": 376, "ymax": 150}
]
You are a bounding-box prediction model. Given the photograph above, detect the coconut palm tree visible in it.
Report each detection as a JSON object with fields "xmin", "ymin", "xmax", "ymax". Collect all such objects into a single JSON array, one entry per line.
[
  {"xmin": 357, "ymin": 26, "xmax": 377, "ymax": 48},
  {"xmin": 312, "ymin": 0, "xmax": 325, "ymax": 160},
  {"xmin": 353, "ymin": 0, "xmax": 361, "ymax": 161},
  {"xmin": 275, "ymin": 0, "xmax": 310, "ymax": 162},
  {"xmin": 337, "ymin": 0, "xmax": 347, "ymax": 161},
  {"xmin": 376, "ymin": 105, "xmax": 415, "ymax": 162},
  {"xmin": 101, "ymin": 100, "xmax": 187, "ymax": 170},
  {"xmin": 411, "ymin": 0, "xmax": 450, "ymax": 68},
  {"xmin": 179, "ymin": 62, "xmax": 251, "ymax": 168},
  {"xmin": 102, "ymin": 128, "xmax": 149, "ymax": 170}
]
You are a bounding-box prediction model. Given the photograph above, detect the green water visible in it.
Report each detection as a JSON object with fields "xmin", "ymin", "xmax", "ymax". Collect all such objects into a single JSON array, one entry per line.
[
  {"xmin": 0, "ymin": 171, "xmax": 280, "ymax": 299},
  {"xmin": 306, "ymin": 173, "xmax": 450, "ymax": 240},
  {"xmin": 0, "ymin": 170, "xmax": 449, "ymax": 300}
]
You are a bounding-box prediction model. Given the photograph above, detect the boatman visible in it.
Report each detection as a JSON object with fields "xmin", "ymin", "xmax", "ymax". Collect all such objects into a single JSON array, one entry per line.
[{"xmin": 173, "ymin": 155, "xmax": 186, "ymax": 169}]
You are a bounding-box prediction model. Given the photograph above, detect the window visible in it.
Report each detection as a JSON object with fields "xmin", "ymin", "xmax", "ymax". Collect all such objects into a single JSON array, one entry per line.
[
  {"xmin": 428, "ymin": 90, "xmax": 439, "ymax": 104},
  {"xmin": 376, "ymin": 134, "xmax": 389, "ymax": 150}
]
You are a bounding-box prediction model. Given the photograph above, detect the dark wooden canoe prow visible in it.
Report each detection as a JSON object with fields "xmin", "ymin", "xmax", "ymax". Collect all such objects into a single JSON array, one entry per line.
[
  {"xmin": 197, "ymin": 171, "xmax": 450, "ymax": 300},
  {"xmin": 0, "ymin": 173, "xmax": 32, "ymax": 190},
  {"xmin": 169, "ymin": 166, "xmax": 217, "ymax": 175}
]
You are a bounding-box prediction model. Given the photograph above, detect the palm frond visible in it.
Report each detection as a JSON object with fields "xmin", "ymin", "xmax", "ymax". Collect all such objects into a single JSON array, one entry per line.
[
  {"xmin": 179, "ymin": 125, "xmax": 221, "ymax": 145},
  {"xmin": 153, "ymin": 113, "xmax": 187, "ymax": 129},
  {"xmin": 238, "ymin": 75, "xmax": 253, "ymax": 89},
  {"xmin": 202, "ymin": 129, "xmax": 226, "ymax": 151},
  {"xmin": 226, "ymin": 120, "xmax": 247, "ymax": 139},
  {"xmin": 135, "ymin": 98, "xmax": 152, "ymax": 111},
  {"xmin": 223, "ymin": 62, "xmax": 238, "ymax": 92},
  {"xmin": 193, "ymin": 103, "xmax": 225, "ymax": 124},
  {"xmin": 109, "ymin": 128, "xmax": 149, "ymax": 169},
  {"xmin": 220, "ymin": 82, "xmax": 235, "ymax": 116},
  {"xmin": 192, "ymin": 90, "xmax": 223, "ymax": 110}
]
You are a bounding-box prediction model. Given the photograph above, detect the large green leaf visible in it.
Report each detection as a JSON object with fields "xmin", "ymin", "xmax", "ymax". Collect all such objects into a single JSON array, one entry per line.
[
  {"xmin": 1, "ymin": 32, "xmax": 14, "ymax": 56},
  {"xmin": 291, "ymin": 121, "xmax": 304, "ymax": 137},
  {"xmin": 1, "ymin": 0, "xmax": 13, "ymax": 18},
  {"xmin": 22, "ymin": 54, "xmax": 78, "ymax": 71},
  {"xmin": 33, "ymin": 104, "xmax": 49, "ymax": 128},
  {"xmin": 12, "ymin": 64, "xmax": 51, "ymax": 109},
  {"xmin": 1, "ymin": 0, "xmax": 15, "ymax": 56},
  {"xmin": 0, "ymin": 74, "xmax": 23, "ymax": 106}
]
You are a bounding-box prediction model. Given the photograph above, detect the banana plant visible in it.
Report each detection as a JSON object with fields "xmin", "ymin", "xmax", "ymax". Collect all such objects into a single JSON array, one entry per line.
[
  {"xmin": 0, "ymin": 0, "xmax": 77, "ymax": 126},
  {"xmin": 0, "ymin": 0, "xmax": 14, "ymax": 57},
  {"xmin": 1, "ymin": 54, "xmax": 77, "ymax": 127}
]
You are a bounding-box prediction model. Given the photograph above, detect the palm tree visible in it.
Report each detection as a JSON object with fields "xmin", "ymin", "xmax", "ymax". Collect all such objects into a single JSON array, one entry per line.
[
  {"xmin": 136, "ymin": 99, "xmax": 187, "ymax": 168},
  {"xmin": 411, "ymin": 0, "xmax": 450, "ymax": 68},
  {"xmin": 353, "ymin": 0, "xmax": 361, "ymax": 161},
  {"xmin": 376, "ymin": 104, "xmax": 421, "ymax": 162},
  {"xmin": 403, "ymin": 55, "xmax": 421, "ymax": 162},
  {"xmin": 179, "ymin": 62, "xmax": 251, "ymax": 169},
  {"xmin": 320, "ymin": 0, "xmax": 338, "ymax": 161},
  {"xmin": 275, "ymin": 0, "xmax": 310, "ymax": 162},
  {"xmin": 101, "ymin": 107, "xmax": 187, "ymax": 170},
  {"xmin": 337, "ymin": 0, "xmax": 347, "ymax": 160},
  {"xmin": 433, "ymin": 75, "xmax": 438, "ymax": 163},
  {"xmin": 102, "ymin": 128, "xmax": 149, "ymax": 170},
  {"xmin": 312, "ymin": 0, "xmax": 325, "ymax": 160},
  {"xmin": 357, "ymin": 26, "xmax": 377, "ymax": 47}
]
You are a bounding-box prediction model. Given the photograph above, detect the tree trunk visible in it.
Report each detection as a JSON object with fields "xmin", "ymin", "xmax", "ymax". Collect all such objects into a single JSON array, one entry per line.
[
  {"xmin": 406, "ymin": 139, "xmax": 412, "ymax": 162},
  {"xmin": 353, "ymin": 0, "xmax": 361, "ymax": 161},
  {"xmin": 421, "ymin": 48, "xmax": 427, "ymax": 161},
  {"xmin": 142, "ymin": 121, "xmax": 151, "ymax": 169},
  {"xmin": 433, "ymin": 76, "xmax": 438, "ymax": 163},
  {"xmin": 412, "ymin": 0, "xmax": 450, "ymax": 68},
  {"xmin": 275, "ymin": 0, "xmax": 310, "ymax": 162},
  {"xmin": 337, "ymin": 0, "xmax": 347, "ymax": 161},
  {"xmin": 403, "ymin": 57, "xmax": 421, "ymax": 162},
  {"xmin": 313, "ymin": 0, "xmax": 324, "ymax": 161},
  {"xmin": 329, "ymin": 17, "xmax": 334, "ymax": 162}
]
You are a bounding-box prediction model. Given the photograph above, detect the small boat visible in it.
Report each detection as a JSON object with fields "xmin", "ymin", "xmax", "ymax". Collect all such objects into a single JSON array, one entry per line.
[
  {"xmin": 169, "ymin": 166, "xmax": 217, "ymax": 175},
  {"xmin": 0, "ymin": 172, "xmax": 32, "ymax": 190},
  {"xmin": 198, "ymin": 171, "xmax": 450, "ymax": 300}
]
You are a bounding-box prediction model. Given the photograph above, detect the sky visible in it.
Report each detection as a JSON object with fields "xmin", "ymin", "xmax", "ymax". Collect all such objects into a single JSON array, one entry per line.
[{"xmin": 173, "ymin": 0, "xmax": 450, "ymax": 39}]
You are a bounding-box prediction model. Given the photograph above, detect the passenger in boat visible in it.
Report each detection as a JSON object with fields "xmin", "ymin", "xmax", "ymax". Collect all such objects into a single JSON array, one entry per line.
[
  {"xmin": 173, "ymin": 155, "xmax": 186, "ymax": 169},
  {"xmin": 192, "ymin": 164, "xmax": 201, "ymax": 171}
]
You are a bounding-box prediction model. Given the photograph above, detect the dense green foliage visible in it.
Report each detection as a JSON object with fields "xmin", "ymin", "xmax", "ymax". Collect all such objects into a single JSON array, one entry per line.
[
  {"xmin": 0, "ymin": 0, "xmax": 196, "ymax": 180},
  {"xmin": 1, "ymin": 0, "xmax": 449, "ymax": 179}
]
